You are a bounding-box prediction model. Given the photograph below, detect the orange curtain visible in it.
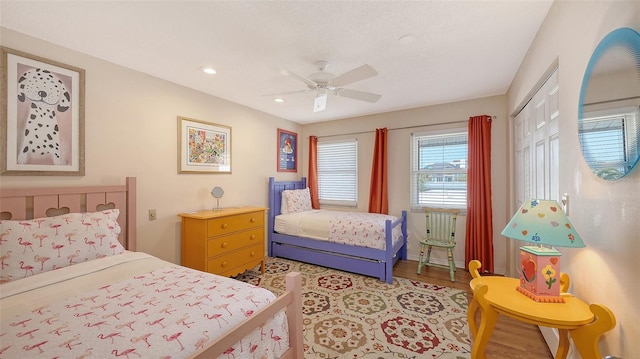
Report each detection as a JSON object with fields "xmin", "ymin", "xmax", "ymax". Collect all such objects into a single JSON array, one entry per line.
[
  {"xmin": 465, "ymin": 115, "xmax": 494, "ymax": 272},
  {"xmin": 368, "ymin": 128, "xmax": 388, "ymax": 214},
  {"xmin": 308, "ymin": 136, "xmax": 320, "ymax": 209}
]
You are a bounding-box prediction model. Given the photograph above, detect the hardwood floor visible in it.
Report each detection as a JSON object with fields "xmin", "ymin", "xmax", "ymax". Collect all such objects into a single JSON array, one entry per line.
[{"xmin": 394, "ymin": 259, "xmax": 553, "ymax": 359}]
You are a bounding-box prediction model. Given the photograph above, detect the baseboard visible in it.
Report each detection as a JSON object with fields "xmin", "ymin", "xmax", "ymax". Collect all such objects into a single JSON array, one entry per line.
[
  {"xmin": 407, "ymin": 254, "xmax": 465, "ymax": 268},
  {"xmin": 407, "ymin": 254, "xmax": 506, "ymax": 275}
]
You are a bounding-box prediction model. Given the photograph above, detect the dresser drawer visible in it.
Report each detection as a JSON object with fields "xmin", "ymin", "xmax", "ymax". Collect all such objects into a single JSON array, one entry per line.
[
  {"xmin": 207, "ymin": 228, "xmax": 264, "ymax": 257},
  {"xmin": 207, "ymin": 244, "xmax": 264, "ymax": 274},
  {"xmin": 207, "ymin": 211, "xmax": 264, "ymax": 236}
]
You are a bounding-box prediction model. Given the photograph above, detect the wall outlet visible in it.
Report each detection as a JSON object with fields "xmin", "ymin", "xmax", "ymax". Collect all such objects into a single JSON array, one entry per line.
[{"xmin": 149, "ymin": 209, "xmax": 157, "ymax": 221}]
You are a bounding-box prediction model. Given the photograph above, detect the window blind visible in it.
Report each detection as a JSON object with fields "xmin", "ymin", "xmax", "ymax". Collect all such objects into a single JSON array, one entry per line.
[
  {"xmin": 411, "ymin": 131, "xmax": 468, "ymax": 209},
  {"xmin": 317, "ymin": 139, "xmax": 358, "ymax": 206}
]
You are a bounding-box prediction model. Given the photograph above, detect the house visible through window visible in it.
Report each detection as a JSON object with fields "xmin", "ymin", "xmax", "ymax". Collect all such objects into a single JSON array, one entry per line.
[
  {"xmin": 411, "ymin": 131, "xmax": 468, "ymax": 210},
  {"xmin": 317, "ymin": 139, "xmax": 358, "ymax": 207}
]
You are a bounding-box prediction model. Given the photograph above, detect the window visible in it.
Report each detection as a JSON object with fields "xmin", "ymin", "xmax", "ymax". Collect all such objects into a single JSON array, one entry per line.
[
  {"xmin": 317, "ymin": 139, "xmax": 358, "ymax": 206},
  {"xmin": 411, "ymin": 131, "xmax": 468, "ymax": 210}
]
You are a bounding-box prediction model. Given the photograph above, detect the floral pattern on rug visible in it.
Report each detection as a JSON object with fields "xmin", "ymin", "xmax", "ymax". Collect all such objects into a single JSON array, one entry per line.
[{"xmin": 236, "ymin": 258, "xmax": 470, "ymax": 358}]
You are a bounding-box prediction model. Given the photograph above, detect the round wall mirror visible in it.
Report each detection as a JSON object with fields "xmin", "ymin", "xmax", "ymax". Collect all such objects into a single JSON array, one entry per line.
[{"xmin": 578, "ymin": 27, "xmax": 640, "ymax": 181}]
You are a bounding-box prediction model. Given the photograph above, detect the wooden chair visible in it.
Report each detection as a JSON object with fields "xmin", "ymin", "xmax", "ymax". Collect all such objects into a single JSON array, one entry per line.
[{"xmin": 417, "ymin": 207, "xmax": 460, "ymax": 282}]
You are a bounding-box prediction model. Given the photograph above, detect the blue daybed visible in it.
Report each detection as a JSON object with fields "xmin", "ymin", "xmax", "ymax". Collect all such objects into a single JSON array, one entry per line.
[{"xmin": 267, "ymin": 177, "xmax": 408, "ymax": 284}]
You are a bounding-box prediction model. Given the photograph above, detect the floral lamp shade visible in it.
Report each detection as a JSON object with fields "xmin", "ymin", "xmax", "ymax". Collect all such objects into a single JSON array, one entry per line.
[{"xmin": 501, "ymin": 199, "xmax": 586, "ymax": 248}]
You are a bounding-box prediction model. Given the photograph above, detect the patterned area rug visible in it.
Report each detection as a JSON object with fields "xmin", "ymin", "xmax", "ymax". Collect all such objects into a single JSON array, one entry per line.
[{"xmin": 235, "ymin": 258, "xmax": 471, "ymax": 359}]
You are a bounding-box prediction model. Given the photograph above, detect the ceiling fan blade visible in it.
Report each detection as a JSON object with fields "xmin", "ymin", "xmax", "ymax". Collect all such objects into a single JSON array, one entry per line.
[
  {"xmin": 330, "ymin": 64, "xmax": 378, "ymax": 87},
  {"xmin": 263, "ymin": 89, "xmax": 311, "ymax": 97},
  {"xmin": 336, "ymin": 88, "xmax": 381, "ymax": 103},
  {"xmin": 281, "ymin": 68, "xmax": 317, "ymax": 88}
]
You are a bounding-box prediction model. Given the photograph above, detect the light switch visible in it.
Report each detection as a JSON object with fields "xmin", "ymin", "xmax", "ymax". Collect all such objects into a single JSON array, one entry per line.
[{"xmin": 561, "ymin": 193, "xmax": 569, "ymax": 215}]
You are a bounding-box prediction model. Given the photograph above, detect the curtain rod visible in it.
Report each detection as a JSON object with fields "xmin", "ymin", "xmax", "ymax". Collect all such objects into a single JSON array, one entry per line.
[{"xmin": 315, "ymin": 116, "xmax": 494, "ymax": 139}]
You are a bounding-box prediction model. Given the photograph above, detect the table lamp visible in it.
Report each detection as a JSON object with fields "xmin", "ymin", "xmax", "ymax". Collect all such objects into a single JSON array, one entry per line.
[{"xmin": 501, "ymin": 199, "xmax": 585, "ymax": 303}]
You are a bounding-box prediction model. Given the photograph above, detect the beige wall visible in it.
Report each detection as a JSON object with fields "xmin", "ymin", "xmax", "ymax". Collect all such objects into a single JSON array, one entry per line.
[
  {"xmin": 0, "ymin": 28, "xmax": 302, "ymax": 263},
  {"xmin": 507, "ymin": 1, "xmax": 639, "ymax": 358},
  {"xmin": 301, "ymin": 95, "xmax": 510, "ymax": 273}
]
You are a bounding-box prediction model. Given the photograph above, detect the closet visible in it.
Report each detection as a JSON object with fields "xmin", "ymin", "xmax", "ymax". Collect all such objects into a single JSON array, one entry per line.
[{"xmin": 511, "ymin": 68, "xmax": 560, "ymax": 273}]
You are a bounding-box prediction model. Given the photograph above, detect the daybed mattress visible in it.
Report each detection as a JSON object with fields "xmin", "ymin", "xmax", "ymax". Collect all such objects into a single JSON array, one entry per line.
[
  {"xmin": 274, "ymin": 209, "xmax": 402, "ymax": 250},
  {"xmin": 0, "ymin": 251, "xmax": 288, "ymax": 358}
]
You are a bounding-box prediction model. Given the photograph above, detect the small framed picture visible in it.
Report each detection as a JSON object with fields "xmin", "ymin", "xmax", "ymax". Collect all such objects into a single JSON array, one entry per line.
[
  {"xmin": 1, "ymin": 47, "xmax": 85, "ymax": 176},
  {"xmin": 277, "ymin": 128, "xmax": 297, "ymax": 172},
  {"xmin": 178, "ymin": 116, "xmax": 231, "ymax": 174}
]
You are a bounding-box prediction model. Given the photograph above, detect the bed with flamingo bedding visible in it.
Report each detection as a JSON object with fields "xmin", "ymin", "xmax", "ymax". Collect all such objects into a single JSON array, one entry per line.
[
  {"xmin": 268, "ymin": 177, "xmax": 408, "ymax": 284},
  {"xmin": 0, "ymin": 177, "xmax": 303, "ymax": 358}
]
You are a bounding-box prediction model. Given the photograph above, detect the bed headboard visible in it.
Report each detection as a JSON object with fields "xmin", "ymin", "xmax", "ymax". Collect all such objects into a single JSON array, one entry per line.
[
  {"xmin": 268, "ymin": 177, "xmax": 307, "ymax": 216},
  {"xmin": 267, "ymin": 177, "xmax": 307, "ymax": 236},
  {"xmin": 0, "ymin": 177, "xmax": 137, "ymax": 251}
]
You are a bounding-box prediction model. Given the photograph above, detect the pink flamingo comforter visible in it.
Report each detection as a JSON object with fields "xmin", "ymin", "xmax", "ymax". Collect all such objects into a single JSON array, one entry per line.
[{"xmin": 0, "ymin": 251, "xmax": 288, "ymax": 358}]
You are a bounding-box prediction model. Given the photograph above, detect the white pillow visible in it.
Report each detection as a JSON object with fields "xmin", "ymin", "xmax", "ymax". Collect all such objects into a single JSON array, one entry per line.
[
  {"xmin": 0, "ymin": 210, "xmax": 124, "ymax": 283},
  {"xmin": 280, "ymin": 193, "xmax": 290, "ymax": 214},
  {"xmin": 281, "ymin": 188, "xmax": 312, "ymax": 214}
]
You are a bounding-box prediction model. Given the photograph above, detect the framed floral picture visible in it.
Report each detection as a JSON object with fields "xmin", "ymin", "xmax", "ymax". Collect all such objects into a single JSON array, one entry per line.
[
  {"xmin": 277, "ymin": 128, "xmax": 297, "ymax": 172},
  {"xmin": 178, "ymin": 117, "xmax": 231, "ymax": 174},
  {"xmin": 1, "ymin": 47, "xmax": 85, "ymax": 176}
]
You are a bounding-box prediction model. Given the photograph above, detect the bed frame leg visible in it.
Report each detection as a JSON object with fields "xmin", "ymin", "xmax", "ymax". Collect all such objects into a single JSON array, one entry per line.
[{"xmin": 285, "ymin": 272, "xmax": 304, "ymax": 358}]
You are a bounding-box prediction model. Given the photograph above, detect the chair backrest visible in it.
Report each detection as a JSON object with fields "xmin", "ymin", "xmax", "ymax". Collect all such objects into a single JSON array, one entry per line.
[{"xmin": 423, "ymin": 207, "xmax": 461, "ymax": 243}]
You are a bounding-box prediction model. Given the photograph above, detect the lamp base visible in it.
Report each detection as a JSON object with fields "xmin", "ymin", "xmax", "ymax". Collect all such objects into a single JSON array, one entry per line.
[
  {"xmin": 516, "ymin": 286, "xmax": 565, "ymax": 303},
  {"xmin": 519, "ymin": 246, "xmax": 563, "ymax": 303}
]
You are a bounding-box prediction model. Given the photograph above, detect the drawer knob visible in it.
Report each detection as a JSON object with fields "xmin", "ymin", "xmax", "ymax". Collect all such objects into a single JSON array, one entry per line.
[
  {"xmin": 250, "ymin": 251, "xmax": 255, "ymax": 257},
  {"xmin": 222, "ymin": 261, "xmax": 227, "ymax": 267},
  {"xmin": 250, "ymin": 234, "xmax": 255, "ymax": 240},
  {"xmin": 221, "ymin": 223, "xmax": 228, "ymax": 229},
  {"xmin": 221, "ymin": 242, "xmax": 228, "ymax": 248},
  {"xmin": 250, "ymin": 218, "xmax": 256, "ymax": 223}
]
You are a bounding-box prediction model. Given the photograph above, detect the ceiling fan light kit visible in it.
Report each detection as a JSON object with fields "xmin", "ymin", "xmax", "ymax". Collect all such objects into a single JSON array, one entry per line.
[
  {"xmin": 314, "ymin": 93, "xmax": 328, "ymax": 112},
  {"xmin": 268, "ymin": 60, "xmax": 382, "ymax": 112}
]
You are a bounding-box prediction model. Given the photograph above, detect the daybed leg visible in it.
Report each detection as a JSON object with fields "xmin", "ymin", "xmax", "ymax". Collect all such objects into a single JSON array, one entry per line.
[
  {"xmin": 401, "ymin": 210, "xmax": 408, "ymax": 260},
  {"xmin": 385, "ymin": 263, "xmax": 393, "ymax": 284}
]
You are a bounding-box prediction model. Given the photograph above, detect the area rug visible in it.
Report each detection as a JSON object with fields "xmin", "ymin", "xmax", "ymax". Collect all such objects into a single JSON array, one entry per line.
[{"xmin": 235, "ymin": 258, "xmax": 471, "ymax": 359}]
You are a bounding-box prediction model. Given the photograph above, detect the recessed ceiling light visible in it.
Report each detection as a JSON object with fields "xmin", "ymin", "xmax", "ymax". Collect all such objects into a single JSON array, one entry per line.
[
  {"xmin": 398, "ymin": 34, "xmax": 416, "ymax": 45},
  {"xmin": 274, "ymin": 98, "xmax": 285, "ymax": 103},
  {"xmin": 201, "ymin": 67, "xmax": 216, "ymax": 74}
]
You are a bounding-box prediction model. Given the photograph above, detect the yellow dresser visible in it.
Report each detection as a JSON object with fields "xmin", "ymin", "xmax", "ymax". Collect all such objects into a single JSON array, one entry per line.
[{"xmin": 178, "ymin": 207, "xmax": 267, "ymax": 277}]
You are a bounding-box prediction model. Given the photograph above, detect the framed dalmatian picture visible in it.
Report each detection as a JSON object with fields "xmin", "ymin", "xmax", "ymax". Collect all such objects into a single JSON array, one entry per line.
[
  {"xmin": 1, "ymin": 47, "xmax": 85, "ymax": 176},
  {"xmin": 178, "ymin": 116, "xmax": 232, "ymax": 174}
]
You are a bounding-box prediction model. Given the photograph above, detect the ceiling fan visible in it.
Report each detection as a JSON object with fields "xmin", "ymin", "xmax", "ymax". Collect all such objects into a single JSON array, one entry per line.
[{"xmin": 267, "ymin": 61, "xmax": 382, "ymax": 112}]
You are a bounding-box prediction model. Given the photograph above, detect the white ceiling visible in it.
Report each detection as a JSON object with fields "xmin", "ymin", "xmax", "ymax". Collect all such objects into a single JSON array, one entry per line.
[{"xmin": 0, "ymin": 1, "xmax": 553, "ymax": 124}]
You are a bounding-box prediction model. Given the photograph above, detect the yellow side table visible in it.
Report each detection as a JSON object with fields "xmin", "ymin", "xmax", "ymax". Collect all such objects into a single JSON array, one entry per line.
[{"xmin": 467, "ymin": 260, "xmax": 615, "ymax": 359}]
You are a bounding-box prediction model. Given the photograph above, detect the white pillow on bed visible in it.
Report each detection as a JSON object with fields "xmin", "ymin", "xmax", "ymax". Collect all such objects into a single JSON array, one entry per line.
[
  {"xmin": 281, "ymin": 188, "xmax": 313, "ymax": 214},
  {"xmin": 0, "ymin": 209, "xmax": 125, "ymax": 283}
]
